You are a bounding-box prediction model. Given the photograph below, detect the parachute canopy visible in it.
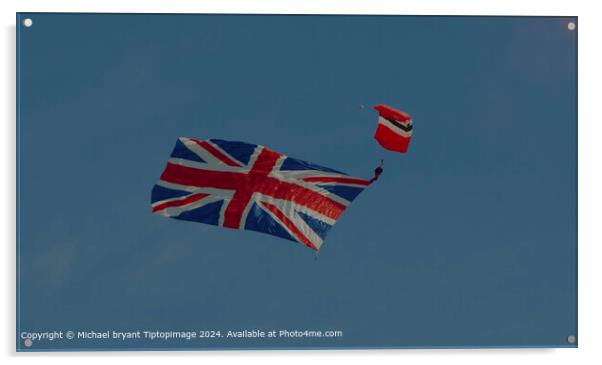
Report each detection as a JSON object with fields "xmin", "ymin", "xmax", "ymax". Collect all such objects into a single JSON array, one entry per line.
[{"xmin": 373, "ymin": 104, "xmax": 413, "ymax": 153}]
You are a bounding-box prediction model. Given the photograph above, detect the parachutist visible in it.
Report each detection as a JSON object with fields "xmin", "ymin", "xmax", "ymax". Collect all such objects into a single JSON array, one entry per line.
[{"xmin": 369, "ymin": 159, "xmax": 384, "ymax": 183}]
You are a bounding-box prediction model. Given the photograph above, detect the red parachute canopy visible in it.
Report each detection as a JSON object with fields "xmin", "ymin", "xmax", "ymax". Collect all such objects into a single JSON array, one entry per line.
[{"xmin": 373, "ymin": 104, "xmax": 413, "ymax": 153}]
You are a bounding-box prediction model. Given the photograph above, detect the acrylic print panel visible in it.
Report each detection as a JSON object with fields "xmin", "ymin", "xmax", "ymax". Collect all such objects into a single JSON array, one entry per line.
[{"xmin": 16, "ymin": 13, "xmax": 577, "ymax": 351}]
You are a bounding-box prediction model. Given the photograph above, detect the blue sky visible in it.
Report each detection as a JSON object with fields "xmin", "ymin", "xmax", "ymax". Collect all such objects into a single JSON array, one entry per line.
[{"xmin": 17, "ymin": 14, "xmax": 577, "ymax": 350}]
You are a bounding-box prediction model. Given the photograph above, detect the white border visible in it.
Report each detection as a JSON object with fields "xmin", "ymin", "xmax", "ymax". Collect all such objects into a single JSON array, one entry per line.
[{"xmin": 2, "ymin": 1, "xmax": 600, "ymax": 364}]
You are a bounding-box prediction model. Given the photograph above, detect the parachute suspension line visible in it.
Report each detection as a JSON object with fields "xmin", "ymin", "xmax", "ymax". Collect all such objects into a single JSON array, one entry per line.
[
  {"xmin": 369, "ymin": 159, "xmax": 384, "ymax": 184},
  {"xmin": 314, "ymin": 250, "xmax": 319, "ymax": 260}
]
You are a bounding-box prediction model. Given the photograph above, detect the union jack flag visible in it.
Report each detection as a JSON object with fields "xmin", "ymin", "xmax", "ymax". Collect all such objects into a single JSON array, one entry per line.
[{"xmin": 151, "ymin": 138, "xmax": 372, "ymax": 250}]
